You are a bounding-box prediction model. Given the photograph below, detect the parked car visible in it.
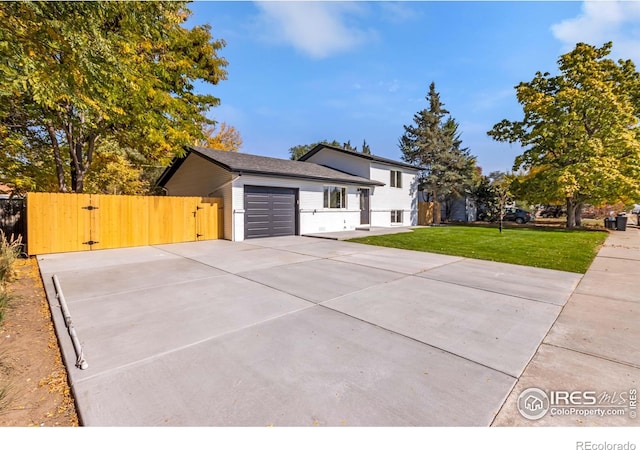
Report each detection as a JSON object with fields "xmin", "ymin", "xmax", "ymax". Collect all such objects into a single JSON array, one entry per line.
[
  {"xmin": 503, "ymin": 207, "xmax": 533, "ymax": 224},
  {"xmin": 539, "ymin": 205, "xmax": 565, "ymax": 218}
]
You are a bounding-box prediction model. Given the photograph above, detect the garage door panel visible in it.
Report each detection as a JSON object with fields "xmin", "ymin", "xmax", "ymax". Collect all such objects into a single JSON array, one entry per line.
[{"xmin": 245, "ymin": 186, "xmax": 297, "ymax": 239}]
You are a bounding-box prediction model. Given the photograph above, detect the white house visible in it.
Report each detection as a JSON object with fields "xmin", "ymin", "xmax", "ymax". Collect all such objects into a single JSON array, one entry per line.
[{"xmin": 156, "ymin": 144, "xmax": 421, "ymax": 241}]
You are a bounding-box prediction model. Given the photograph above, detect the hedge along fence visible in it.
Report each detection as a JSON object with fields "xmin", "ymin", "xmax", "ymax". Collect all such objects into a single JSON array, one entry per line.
[{"xmin": 26, "ymin": 193, "xmax": 223, "ymax": 255}]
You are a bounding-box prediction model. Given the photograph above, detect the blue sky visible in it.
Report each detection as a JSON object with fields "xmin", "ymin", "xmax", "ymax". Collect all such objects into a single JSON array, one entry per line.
[{"xmin": 186, "ymin": 1, "xmax": 640, "ymax": 174}]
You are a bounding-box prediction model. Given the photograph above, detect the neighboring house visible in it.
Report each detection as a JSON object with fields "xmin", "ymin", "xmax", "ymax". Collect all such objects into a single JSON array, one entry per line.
[
  {"xmin": 417, "ymin": 191, "xmax": 477, "ymax": 223},
  {"xmin": 156, "ymin": 144, "xmax": 421, "ymax": 241},
  {"xmin": 0, "ymin": 184, "xmax": 25, "ymax": 241},
  {"xmin": 0, "ymin": 183, "xmax": 12, "ymax": 200},
  {"xmin": 440, "ymin": 195, "xmax": 477, "ymax": 222}
]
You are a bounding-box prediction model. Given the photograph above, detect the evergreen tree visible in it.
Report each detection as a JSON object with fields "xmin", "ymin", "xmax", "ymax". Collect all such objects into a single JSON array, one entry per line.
[
  {"xmin": 399, "ymin": 82, "xmax": 476, "ymax": 221},
  {"xmin": 362, "ymin": 139, "xmax": 371, "ymax": 155},
  {"xmin": 343, "ymin": 140, "xmax": 356, "ymax": 151}
]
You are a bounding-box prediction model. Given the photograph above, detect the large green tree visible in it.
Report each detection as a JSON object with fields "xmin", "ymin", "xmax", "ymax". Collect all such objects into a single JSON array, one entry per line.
[
  {"xmin": 0, "ymin": 1, "xmax": 227, "ymax": 193},
  {"xmin": 399, "ymin": 82, "xmax": 476, "ymax": 221},
  {"xmin": 488, "ymin": 42, "xmax": 640, "ymax": 228}
]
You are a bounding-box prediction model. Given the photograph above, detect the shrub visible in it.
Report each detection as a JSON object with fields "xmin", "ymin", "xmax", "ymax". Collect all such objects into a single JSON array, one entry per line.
[
  {"xmin": 0, "ymin": 230, "xmax": 21, "ymax": 288},
  {"xmin": 0, "ymin": 290, "xmax": 9, "ymax": 324}
]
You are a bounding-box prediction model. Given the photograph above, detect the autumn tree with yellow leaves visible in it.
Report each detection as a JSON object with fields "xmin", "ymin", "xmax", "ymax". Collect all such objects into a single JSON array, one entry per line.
[
  {"xmin": 199, "ymin": 123, "xmax": 243, "ymax": 152},
  {"xmin": 0, "ymin": 2, "xmax": 228, "ymax": 193},
  {"xmin": 489, "ymin": 42, "xmax": 640, "ymax": 228}
]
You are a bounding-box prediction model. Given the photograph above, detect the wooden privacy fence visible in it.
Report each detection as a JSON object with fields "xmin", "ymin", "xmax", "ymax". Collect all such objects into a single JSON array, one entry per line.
[
  {"xmin": 418, "ymin": 201, "xmax": 441, "ymax": 225},
  {"xmin": 26, "ymin": 193, "xmax": 223, "ymax": 255}
]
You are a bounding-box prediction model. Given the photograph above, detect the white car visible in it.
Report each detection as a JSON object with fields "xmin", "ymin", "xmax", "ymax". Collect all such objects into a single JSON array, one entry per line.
[{"xmin": 632, "ymin": 204, "xmax": 640, "ymax": 214}]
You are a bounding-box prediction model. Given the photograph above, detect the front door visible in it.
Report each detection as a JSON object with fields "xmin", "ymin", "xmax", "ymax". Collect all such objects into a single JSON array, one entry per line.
[{"xmin": 359, "ymin": 189, "xmax": 370, "ymax": 225}]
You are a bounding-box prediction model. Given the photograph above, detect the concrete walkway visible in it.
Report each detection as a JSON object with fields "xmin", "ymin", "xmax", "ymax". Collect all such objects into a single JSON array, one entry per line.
[
  {"xmin": 493, "ymin": 227, "xmax": 640, "ymax": 426},
  {"xmin": 302, "ymin": 226, "xmax": 419, "ymax": 240}
]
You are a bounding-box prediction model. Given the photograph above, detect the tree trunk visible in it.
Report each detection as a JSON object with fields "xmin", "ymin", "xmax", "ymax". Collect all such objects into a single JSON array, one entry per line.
[
  {"xmin": 45, "ymin": 123, "xmax": 68, "ymax": 192},
  {"xmin": 432, "ymin": 190, "xmax": 440, "ymax": 224},
  {"xmin": 574, "ymin": 202, "xmax": 584, "ymax": 227},
  {"xmin": 566, "ymin": 198, "xmax": 577, "ymax": 229},
  {"xmin": 75, "ymin": 171, "xmax": 84, "ymax": 193},
  {"xmin": 69, "ymin": 140, "xmax": 86, "ymax": 193}
]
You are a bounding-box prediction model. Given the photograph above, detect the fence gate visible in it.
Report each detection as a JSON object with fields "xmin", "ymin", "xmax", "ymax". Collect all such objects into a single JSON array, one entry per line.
[{"xmin": 26, "ymin": 193, "xmax": 223, "ymax": 255}]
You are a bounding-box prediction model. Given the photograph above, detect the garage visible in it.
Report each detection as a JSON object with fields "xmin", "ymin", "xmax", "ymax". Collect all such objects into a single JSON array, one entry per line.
[
  {"xmin": 244, "ymin": 185, "xmax": 298, "ymax": 239},
  {"xmin": 157, "ymin": 146, "xmax": 388, "ymax": 241}
]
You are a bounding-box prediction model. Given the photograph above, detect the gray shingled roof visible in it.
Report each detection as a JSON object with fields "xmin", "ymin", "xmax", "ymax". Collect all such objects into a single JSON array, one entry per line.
[
  {"xmin": 158, "ymin": 147, "xmax": 385, "ymax": 187},
  {"xmin": 299, "ymin": 143, "xmax": 424, "ymax": 171}
]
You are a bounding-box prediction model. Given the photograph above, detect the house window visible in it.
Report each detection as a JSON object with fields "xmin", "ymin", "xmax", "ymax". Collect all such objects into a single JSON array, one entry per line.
[
  {"xmin": 390, "ymin": 170, "xmax": 402, "ymax": 188},
  {"xmin": 323, "ymin": 186, "xmax": 346, "ymax": 209},
  {"xmin": 391, "ymin": 210, "xmax": 403, "ymax": 224}
]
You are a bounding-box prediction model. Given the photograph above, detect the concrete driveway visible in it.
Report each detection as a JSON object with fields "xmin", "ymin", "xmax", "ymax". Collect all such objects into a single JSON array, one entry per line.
[{"xmin": 37, "ymin": 236, "xmax": 581, "ymax": 426}]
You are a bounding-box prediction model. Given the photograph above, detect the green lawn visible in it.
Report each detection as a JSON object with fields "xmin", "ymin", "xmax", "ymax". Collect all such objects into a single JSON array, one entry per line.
[{"xmin": 348, "ymin": 226, "xmax": 608, "ymax": 273}]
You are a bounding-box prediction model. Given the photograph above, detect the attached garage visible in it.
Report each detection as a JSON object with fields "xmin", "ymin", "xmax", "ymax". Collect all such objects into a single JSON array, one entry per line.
[
  {"xmin": 156, "ymin": 146, "xmax": 396, "ymax": 241},
  {"xmin": 244, "ymin": 186, "xmax": 298, "ymax": 239}
]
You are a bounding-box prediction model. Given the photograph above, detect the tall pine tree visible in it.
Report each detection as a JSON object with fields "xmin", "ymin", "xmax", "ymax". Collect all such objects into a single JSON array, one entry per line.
[
  {"xmin": 399, "ymin": 82, "xmax": 475, "ymax": 220},
  {"xmin": 361, "ymin": 139, "xmax": 371, "ymax": 155}
]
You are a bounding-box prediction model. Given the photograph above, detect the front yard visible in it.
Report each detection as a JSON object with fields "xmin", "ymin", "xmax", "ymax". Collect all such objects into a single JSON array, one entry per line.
[{"xmin": 348, "ymin": 226, "xmax": 607, "ymax": 273}]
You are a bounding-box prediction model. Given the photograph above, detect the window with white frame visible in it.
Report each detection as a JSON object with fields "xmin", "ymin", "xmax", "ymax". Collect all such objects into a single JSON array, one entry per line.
[
  {"xmin": 323, "ymin": 186, "xmax": 346, "ymax": 208},
  {"xmin": 391, "ymin": 210, "xmax": 403, "ymax": 224},
  {"xmin": 390, "ymin": 170, "xmax": 402, "ymax": 188}
]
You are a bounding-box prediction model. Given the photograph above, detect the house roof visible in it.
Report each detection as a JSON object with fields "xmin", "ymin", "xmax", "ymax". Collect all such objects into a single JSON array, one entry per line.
[
  {"xmin": 299, "ymin": 143, "xmax": 424, "ymax": 171},
  {"xmin": 0, "ymin": 183, "xmax": 12, "ymax": 194},
  {"xmin": 156, "ymin": 146, "xmax": 385, "ymax": 187}
]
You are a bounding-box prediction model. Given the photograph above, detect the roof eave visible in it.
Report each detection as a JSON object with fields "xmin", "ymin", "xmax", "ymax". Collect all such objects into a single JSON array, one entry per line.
[
  {"xmin": 301, "ymin": 144, "xmax": 423, "ymax": 171},
  {"xmin": 231, "ymin": 169, "xmax": 384, "ymax": 186}
]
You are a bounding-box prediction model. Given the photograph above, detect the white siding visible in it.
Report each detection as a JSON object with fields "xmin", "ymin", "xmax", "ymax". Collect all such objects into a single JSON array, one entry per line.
[
  {"xmin": 369, "ymin": 162, "xmax": 419, "ymax": 227},
  {"xmin": 164, "ymin": 150, "xmax": 421, "ymax": 241},
  {"xmin": 303, "ymin": 149, "xmax": 370, "ymax": 179},
  {"xmin": 231, "ymin": 174, "xmax": 361, "ymax": 241},
  {"xmin": 305, "ymin": 150, "xmax": 420, "ymax": 228}
]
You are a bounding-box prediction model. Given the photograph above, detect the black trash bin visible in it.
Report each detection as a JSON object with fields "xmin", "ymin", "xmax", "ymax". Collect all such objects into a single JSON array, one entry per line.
[
  {"xmin": 604, "ymin": 217, "xmax": 616, "ymax": 230},
  {"xmin": 616, "ymin": 214, "xmax": 628, "ymax": 231}
]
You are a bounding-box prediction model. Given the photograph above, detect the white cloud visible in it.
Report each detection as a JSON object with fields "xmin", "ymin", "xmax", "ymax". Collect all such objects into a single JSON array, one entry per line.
[
  {"xmin": 470, "ymin": 88, "xmax": 515, "ymax": 113},
  {"xmin": 551, "ymin": 1, "xmax": 640, "ymax": 61},
  {"xmin": 254, "ymin": 2, "xmax": 373, "ymax": 59},
  {"xmin": 378, "ymin": 2, "xmax": 419, "ymax": 24},
  {"xmin": 377, "ymin": 79, "xmax": 400, "ymax": 93}
]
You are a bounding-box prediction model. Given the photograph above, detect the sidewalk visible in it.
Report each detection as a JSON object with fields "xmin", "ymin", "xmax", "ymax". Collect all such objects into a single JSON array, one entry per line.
[
  {"xmin": 302, "ymin": 226, "xmax": 418, "ymax": 240},
  {"xmin": 493, "ymin": 226, "xmax": 640, "ymax": 426}
]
